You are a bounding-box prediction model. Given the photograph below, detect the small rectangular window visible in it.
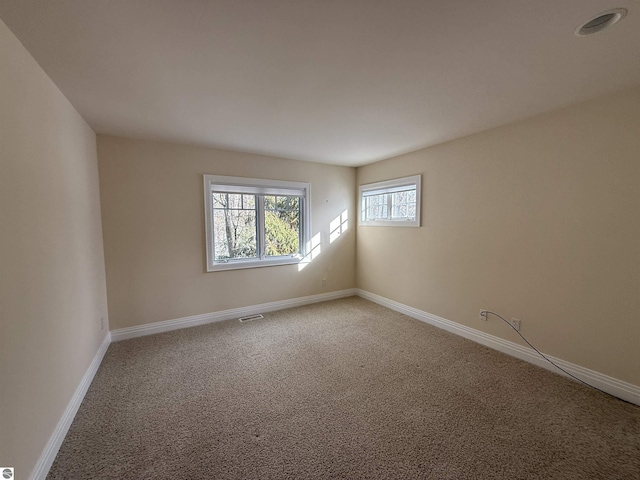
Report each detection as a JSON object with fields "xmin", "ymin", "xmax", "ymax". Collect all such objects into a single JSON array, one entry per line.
[
  {"xmin": 359, "ymin": 175, "xmax": 421, "ymax": 227},
  {"xmin": 204, "ymin": 175, "xmax": 310, "ymax": 271}
]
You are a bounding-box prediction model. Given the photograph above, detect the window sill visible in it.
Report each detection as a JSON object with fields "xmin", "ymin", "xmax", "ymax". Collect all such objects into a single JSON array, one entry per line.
[{"xmin": 207, "ymin": 256, "xmax": 301, "ymax": 272}]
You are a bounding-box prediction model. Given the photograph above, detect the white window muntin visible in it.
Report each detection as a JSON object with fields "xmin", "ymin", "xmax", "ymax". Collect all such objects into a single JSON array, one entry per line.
[
  {"xmin": 204, "ymin": 175, "xmax": 311, "ymax": 271},
  {"xmin": 359, "ymin": 174, "xmax": 421, "ymax": 227}
]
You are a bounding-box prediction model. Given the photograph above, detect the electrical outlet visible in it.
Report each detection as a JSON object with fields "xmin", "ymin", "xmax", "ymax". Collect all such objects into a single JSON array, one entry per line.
[
  {"xmin": 322, "ymin": 278, "xmax": 326, "ymax": 286},
  {"xmin": 511, "ymin": 318, "xmax": 521, "ymax": 331},
  {"xmin": 100, "ymin": 317, "xmax": 104, "ymax": 330},
  {"xmin": 479, "ymin": 309, "xmax": 487, "ymax": 321}
]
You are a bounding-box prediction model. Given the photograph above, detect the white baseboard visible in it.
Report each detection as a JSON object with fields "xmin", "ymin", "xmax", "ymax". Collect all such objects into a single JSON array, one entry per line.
[
  {"xmin": 356, "ymin": 289, "xmax": 640, "ymax": 406},
  {"xmin": 29, "ymin": 332, "xmax": 111, "ymax": 480},
  {"xmin": 29, "ymin": 287, "xmax": 637, "ymax": 480},
  {"xmin": 110, "ymin": 288, "xmax": 358, "ymax": 342}
]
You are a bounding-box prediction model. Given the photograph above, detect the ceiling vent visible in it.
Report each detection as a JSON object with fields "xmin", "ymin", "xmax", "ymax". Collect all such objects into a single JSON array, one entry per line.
[{"xmin": 575, "ymin": 8, "xmax": 628, "ymax": 36}]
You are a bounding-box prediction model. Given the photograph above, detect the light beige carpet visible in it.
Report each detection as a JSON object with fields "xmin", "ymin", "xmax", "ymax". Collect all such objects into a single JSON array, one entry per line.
[{"xmin": 48, "ymin": 297, "xmax": 639, "ymax": 479}]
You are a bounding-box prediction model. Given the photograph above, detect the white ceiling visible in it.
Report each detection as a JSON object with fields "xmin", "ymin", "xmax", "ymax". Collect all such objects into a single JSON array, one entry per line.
[{"xmin": 1, "ymin": 0, "xmax": 639, "ymax": 166}]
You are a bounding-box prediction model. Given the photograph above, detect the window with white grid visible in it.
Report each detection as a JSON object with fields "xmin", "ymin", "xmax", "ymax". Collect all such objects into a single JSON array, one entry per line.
[
  {"xmin": 204, "ymin": 175, "xmax": 310, "ymax": 271},
  {"xmin": 359, "ymin": 175, "xmax": 421, "ymax": 227}
]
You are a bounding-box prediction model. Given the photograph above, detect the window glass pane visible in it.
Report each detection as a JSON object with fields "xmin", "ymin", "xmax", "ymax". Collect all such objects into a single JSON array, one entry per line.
[
  {"xmin": 242, "ymin": 194, "xmax": 255, "ymax": 209},
  {"xmin": 264, "ymin": 195, "xmax": 300, "ymax": 257},
  {"xmin": 212, "ymin": 192, "xmax": 257, "ymax": 260},
  {"xmin": 212, "ymin": 192, "xmax": 226, "ymax": 208},
  {"xmin": 391, "ymin": 188, "xmax": 416, "ymax": 220},
  {"xmin": 365, "ymin": 193, "xmax": 389, "ymax": 221},
  {"xmin": 409, "ymin": 203, "xmax": 417, "ymax": 218}
]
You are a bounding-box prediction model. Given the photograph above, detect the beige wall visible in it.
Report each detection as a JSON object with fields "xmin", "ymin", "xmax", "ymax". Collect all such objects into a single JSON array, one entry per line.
[
  {"xmin": 0, "ymin": 19, "xmax": 109, "ymax": 476},
  {"xmin": 97, "ymin": 136, "xmax": 356, "ymax": 330},
  {"xmin": 356, "ymin": 85, "xmax": 640, "ymax": 386}
]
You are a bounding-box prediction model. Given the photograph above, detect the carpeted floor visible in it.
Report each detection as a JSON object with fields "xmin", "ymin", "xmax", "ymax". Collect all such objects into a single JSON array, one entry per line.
[{"xmin": 48, "ymin": 297, "xmax": 640, "ymax": 479}]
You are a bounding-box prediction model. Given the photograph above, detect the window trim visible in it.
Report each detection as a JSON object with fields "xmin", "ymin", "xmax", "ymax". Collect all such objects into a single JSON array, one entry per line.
[
  {"xmin": 204, "ymin": 174, "xmax": 311, "ymax": 272},
  {"xmin": 358, "ymin": 174, "xmax": 421, "ymax": 227}
]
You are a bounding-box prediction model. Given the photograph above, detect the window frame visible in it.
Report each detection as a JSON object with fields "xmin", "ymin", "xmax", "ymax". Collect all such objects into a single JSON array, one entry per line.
[
  {"xmin": 358, "ymin": 174, "xmax": 421, "ymax": 227},
  {"xmin": 204, "ymin": 174, "xmax": 311, "ymax": 272}
]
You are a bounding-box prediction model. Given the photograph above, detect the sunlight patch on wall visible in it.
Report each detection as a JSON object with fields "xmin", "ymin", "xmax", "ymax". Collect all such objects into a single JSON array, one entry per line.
[
  {"xmin": 330, "ymin": 209, "xmax": 349, "ymax": 244},
  {"xmin": 298, "ymin": 233, "xmax": 322, "ymax": 271}
]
